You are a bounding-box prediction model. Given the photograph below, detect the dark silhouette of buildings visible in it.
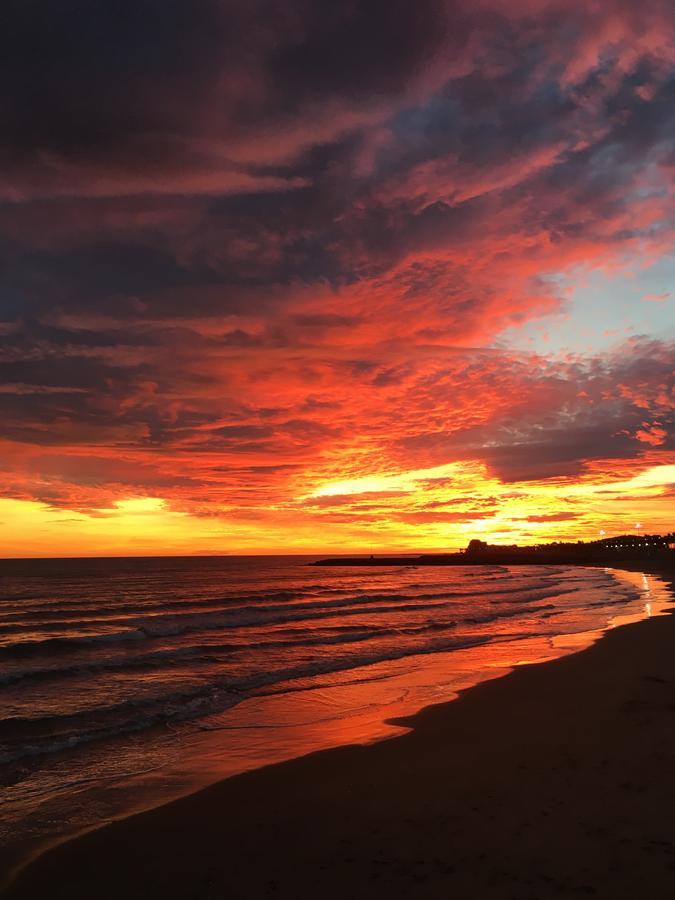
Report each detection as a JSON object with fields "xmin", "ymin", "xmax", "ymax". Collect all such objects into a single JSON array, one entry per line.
[{"xmin": 312, "ymin": 533, "xmax": 675, "ymax": 567}]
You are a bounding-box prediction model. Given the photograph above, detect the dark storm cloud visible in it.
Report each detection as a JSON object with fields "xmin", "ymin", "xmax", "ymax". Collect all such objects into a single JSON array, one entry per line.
[
  {"xmin": 0, "ymin": 0, "xmax": 462, "ymax": 201},
  {"xmin": 269, "ymin": 0, "xmax": 451, "ymax": 99},
  {"xmin": 1, "ymin": 0, "xmax": 673, "ymax": 314},
  {"xmin": 1, "ymin": 1, "xmax": 221, "ymax": 151}
]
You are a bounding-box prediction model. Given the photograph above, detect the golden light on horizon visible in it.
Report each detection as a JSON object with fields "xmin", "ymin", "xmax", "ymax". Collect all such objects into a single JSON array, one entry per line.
[{"xmin": 2, "ymin": 459, "xmax": 672, "ymax": 558}]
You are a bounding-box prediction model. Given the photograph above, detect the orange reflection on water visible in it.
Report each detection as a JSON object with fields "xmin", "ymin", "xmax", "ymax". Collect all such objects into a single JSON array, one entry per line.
[
  {"xmin": 130, "ymin": 569, "xmax": 672, "ymax": 797},
  {"xmin": 27, "ymin": 568, "xmax": 670, "ymax": 876}
]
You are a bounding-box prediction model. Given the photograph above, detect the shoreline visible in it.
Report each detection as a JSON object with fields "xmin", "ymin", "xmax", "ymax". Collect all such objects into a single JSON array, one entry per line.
[{"xmin": 5, "ymin": 561, "xmax": 675, "ymax": 899}]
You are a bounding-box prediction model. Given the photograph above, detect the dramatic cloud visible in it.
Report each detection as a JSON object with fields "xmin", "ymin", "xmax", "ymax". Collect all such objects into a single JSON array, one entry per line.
[{"xmin": 1, "ymin": 0, "xmax": 674, "ymax": 554}]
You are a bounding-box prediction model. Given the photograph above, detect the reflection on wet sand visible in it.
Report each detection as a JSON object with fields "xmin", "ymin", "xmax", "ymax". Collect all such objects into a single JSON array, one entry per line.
[{"xmin": 74, "ymin": 571, "xmax": 673, "ymax": 835}]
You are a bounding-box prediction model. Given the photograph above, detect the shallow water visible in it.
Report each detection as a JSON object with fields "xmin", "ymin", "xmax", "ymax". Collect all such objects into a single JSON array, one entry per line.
[{"xmin": 0, "ymin": 557, "xmax": 669, "ymax": 879}]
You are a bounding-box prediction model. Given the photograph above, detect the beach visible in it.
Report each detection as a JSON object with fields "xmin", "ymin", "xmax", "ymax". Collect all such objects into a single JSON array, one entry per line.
[{"xmin": 5, "ymin": 560, "xmax": 675, "ymax": 899}]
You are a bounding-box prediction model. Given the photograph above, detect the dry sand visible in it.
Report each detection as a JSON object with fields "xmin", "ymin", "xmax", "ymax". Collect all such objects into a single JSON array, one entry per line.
[{"xmin": 5, "ymin": 563, "xmax": 675, "ymax": 899}]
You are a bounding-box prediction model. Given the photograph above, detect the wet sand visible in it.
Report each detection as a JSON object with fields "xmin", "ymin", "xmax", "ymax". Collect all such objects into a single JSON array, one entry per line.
[{"xmin": 5, "ymin": 562, "xmax": 675, "ymax": 899}]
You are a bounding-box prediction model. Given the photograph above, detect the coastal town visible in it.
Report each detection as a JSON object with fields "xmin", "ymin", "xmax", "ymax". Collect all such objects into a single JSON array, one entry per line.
[{"xmin": 314, "ymin": 533, "xmax": 675, "ymax": 566}]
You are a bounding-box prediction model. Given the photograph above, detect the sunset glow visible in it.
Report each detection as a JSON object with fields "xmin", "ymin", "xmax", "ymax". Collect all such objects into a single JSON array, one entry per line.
[{"xmin": 1, "ymin": 1, "xmax": 673, "ymax": 556}]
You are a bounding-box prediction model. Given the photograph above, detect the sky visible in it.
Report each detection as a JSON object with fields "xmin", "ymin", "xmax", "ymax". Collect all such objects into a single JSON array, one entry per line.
[{"xmin": 1, "ymin": 0, "xmax": 674, "ymax": 557}]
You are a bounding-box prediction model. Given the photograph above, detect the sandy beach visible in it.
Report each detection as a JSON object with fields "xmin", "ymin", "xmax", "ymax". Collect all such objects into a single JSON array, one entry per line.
[{"xmin": 5, "ymin": 562, "xmax": 675, "ymax": 900}]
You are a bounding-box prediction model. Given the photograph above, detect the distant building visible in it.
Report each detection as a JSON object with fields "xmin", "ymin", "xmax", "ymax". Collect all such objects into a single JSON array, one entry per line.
[
  {"xmin": 466, "ymin": 539, "xmax": 489, "ymax": 554},
  {"xmin": 461, "ymin": 532, "xmax": 675, "ymax": 561}
]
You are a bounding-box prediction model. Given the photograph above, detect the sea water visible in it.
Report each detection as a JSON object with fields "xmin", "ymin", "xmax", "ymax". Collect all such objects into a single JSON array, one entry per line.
[{"xmin": 0, "ymin": 557, "xmax": 669, "ymax": 878}]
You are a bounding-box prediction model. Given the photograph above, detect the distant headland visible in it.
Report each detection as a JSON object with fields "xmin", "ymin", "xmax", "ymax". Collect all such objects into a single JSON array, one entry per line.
[{"xmin": 312, "ymin": 532, "xmax": 675, "ymax": 566}]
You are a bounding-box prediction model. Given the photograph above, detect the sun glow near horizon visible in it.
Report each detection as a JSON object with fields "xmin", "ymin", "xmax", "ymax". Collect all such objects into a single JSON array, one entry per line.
[{"xmin": 2, "ymin": 459, "xmax": 672, "ymax": 558}]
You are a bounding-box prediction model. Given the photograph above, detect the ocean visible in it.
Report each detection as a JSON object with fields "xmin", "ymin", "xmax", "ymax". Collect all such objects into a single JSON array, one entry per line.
[{"xmin": 0, "ymin": 556, "xmax": 670, "ymax": 879}]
